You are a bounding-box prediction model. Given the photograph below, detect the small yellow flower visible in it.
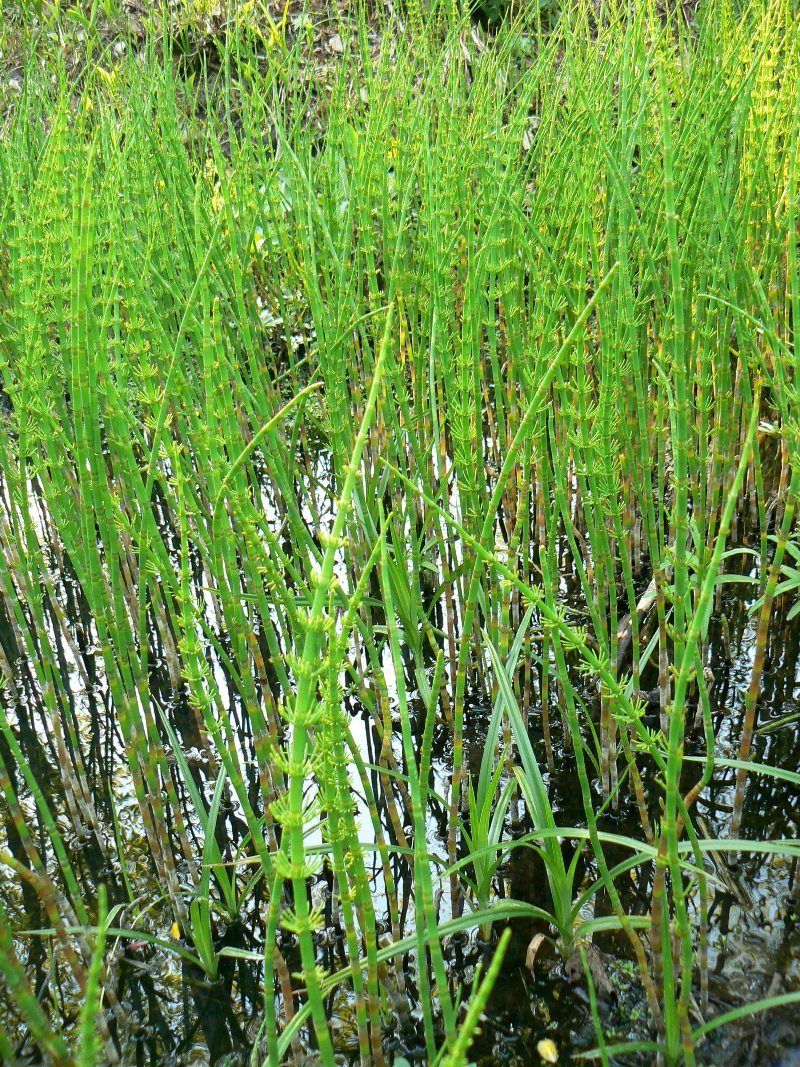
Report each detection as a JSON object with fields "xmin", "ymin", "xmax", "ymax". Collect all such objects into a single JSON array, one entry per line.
[
  {"xmin": 211, "ymin": 186, "xmax": 225, "ymax": 215},
  {"xmin": 537, "ymin": 1038, "xmax": 559, "ymax": 1063},
  {"xmin": 96, "ymin": 67, "xmax": 117, "ymax": 90}
]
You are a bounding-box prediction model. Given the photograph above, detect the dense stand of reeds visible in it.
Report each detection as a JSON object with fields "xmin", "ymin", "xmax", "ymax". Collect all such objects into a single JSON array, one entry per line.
[{"xmin": 1, "ymin": 1, "xmax": 800, "ymax": 1063}]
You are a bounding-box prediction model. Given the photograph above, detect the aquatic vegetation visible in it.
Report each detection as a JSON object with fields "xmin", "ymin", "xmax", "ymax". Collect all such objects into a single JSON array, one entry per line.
[{"xmin": 1, "ymin": 0, "xmax": 800, "ymax": 1063}]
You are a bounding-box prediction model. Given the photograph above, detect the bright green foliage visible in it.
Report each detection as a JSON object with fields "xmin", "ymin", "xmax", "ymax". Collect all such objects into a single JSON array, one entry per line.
[{"xmin": 0, "ymin": 1, "xmax": 799, "ymax": 1064}]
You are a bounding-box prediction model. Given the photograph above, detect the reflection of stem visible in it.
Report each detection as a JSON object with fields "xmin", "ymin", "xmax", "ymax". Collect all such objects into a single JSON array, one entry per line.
[
  {"xmin": 731, "ymin": 465, "xmax": 799, "ymax": 836},
  {"xmin": 792, "ymin": 858, "xmax": 800, "ymax": 906}
]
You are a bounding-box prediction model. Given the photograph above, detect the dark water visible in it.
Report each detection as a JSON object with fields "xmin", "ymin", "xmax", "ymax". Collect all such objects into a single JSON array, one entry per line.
[{"xmin": 1, "ymin": 499, "xmax": 799, "ymax": 1065}]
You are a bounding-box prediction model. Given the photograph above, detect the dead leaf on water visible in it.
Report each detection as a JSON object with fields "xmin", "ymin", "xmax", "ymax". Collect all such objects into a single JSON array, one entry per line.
[
  {"xmin": 525, "ymin": 932, "xmax": 547, "ymax": 972},
  {"xmin": 565, "ymin": 943, "xmax": 613, "ymax": 996}
]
